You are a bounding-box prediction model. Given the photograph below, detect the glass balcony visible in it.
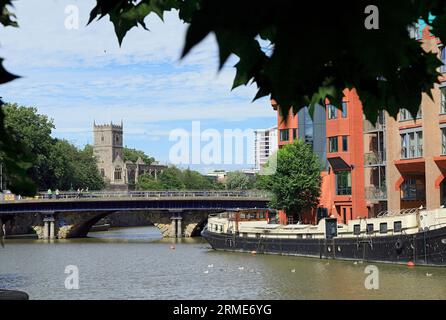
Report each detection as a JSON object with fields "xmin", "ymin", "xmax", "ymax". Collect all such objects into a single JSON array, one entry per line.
[
  {"xmin": 364, "ymin": 151, "xmax": 386, "ymax": 166},
  {"xmin": 365, "ymin": 186, "xmax": 387, "ymax": 200}
]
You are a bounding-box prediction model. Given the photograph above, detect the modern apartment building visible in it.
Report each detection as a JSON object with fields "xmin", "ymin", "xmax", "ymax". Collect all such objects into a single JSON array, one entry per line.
[
  {"xmin": 254, "ymin": 126, "xmax": 278, "ymax": 171},
  {"xmin": 385, "ymin": 27, "xmax": 446, "ymax": 212},
  {"xmin": 273, "ymin": 90, "xmax": 371, "ymax": 225},
  {"xmin": 273, "ymin": 21, "xmax": 446, "ymax": 225}
]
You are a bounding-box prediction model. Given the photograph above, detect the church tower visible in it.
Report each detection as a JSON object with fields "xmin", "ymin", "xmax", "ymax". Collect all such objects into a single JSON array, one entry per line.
[{"xmin": 93, "ymin": 121, "xmax": 125, "ymax": 187}]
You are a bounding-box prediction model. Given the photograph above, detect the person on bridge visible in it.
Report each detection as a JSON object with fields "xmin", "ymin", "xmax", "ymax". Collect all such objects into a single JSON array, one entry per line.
[
  {"xmin": 55, "ymin": 189, "xmax": 60, "ymax": 199},
  {"xmin": 47, "ymin": 188, "xmax": 52, "ymax": 199}
]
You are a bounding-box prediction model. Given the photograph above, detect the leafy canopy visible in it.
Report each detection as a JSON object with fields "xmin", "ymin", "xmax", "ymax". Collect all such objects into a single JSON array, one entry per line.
[
  {"xmin": 1, "ymin": 103, "xmax": 105, "ymax": 192},
  {"xmin": 258, "ymin": 140, "xmax": 322, "ymax": 220},
  {"xmin": 84, "ymin": 0, "xmax": 446, "ymax": 123}
]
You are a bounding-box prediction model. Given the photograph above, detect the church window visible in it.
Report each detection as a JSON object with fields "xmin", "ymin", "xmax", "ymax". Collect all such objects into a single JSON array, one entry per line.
[
  {"xmin": 100, "ymin": 169, "xmax": 105, "ymax": 177},
  {"xmin": 101, "ymin": 135, "xmax": 104, "ymax": 142},
  {"xmin": 114, "ymin": 167, "xmax": 122, "ymax": 180}
]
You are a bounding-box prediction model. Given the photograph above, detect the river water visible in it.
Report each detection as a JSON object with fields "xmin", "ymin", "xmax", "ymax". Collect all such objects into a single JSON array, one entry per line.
[{"xmin": 1, "ymin": 226, "xmax": 446, "ymax": 300}]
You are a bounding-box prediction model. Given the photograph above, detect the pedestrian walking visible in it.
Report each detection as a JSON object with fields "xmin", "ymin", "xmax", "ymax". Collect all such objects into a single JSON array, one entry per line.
[
  {"xmin": 55, "ymin": 189, "xmax": 60, "ymax": 199},
  {"xmin": 47, "ymin": 188, "xmax": 52, "ymax": 199}
]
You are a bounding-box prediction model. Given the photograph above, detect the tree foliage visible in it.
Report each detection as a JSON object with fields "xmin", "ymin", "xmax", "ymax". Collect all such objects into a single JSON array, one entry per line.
[
  {"xmin": 225, "ymin": 171, "xmax": 254, "ymax": 190},
  {"xmin": 3, "ymin": 1, "xmax": 446, "ymax": 194},
  {"xmin": 123, "ymin": 147, "xmax": 155, "ymax": 164},
  {"xmin": 137, "ymin": 166, "xmax": 220, "ymax": 190},
  {"xmin": 84, "ymin": 0, "xmax": 446, "ymax": 123},
  {"xmin": 1, "ymin": 103, "xmax": 105, "ymax": 192},
  {"xmin": 258, "ymin": 140, "xmax": 322, "ymax": 220}
]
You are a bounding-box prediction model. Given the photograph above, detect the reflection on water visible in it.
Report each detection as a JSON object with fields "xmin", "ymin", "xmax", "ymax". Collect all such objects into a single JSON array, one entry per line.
[{"xmin": 1, "ymin": 226, "xmax": 446, "ymax": 299}]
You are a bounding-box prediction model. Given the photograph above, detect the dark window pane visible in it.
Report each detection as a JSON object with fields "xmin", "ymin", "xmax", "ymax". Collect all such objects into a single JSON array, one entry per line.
[
  {"xmin": 342, "ymin": 102, "xmax": 347, "ymax": 118},
  {"xmin": 379, "ymin": 223, "xmax": 387, "ymax": 234},
  {"xmin": 353, "ymin": 224, "xmax": 360, "ymax": 235},
  {"xmin": 342, "ymin": 136, "xmax": 348, "ymax": 152},
  {"xmin": 394, "ymin": 221, "xmax": 402, "ymax": 232},
  {"xmin": 366, "ymin": 223, "xmax": 374, "ymax": 234}
]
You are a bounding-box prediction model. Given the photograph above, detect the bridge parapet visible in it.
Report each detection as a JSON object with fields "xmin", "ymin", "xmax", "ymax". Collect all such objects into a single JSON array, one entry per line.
[{"xmin": 4, "ymin": 190, "xmax": 272, "ymax": 202}]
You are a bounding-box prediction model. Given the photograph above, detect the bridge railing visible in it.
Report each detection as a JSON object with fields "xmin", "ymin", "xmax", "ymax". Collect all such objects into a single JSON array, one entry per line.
[{"xmin": 26, "ymin": 190, "xmax": 272, "ymax": 201}]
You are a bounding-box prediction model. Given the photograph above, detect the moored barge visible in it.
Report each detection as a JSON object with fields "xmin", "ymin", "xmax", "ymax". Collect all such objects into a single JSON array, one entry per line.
[{"xmin": 201, "ymin": 208, "xmax": 446, "ymax": 266}]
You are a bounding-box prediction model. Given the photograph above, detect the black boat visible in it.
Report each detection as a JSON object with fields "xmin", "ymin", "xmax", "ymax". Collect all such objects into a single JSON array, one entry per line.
[{"xmin": 201, "ymin": 208, "xmax": 446, "ymax": 266}]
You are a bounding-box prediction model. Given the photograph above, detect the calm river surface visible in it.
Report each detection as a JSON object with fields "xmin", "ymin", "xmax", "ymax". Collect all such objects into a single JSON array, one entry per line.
[{"xmin": 1, "ymin": 226, "xmax": 446, "ymax": 300}]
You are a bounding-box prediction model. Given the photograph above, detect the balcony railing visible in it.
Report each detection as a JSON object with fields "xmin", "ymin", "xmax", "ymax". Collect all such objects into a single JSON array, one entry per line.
[
  {"xmin": 336, "ymin": 187, "xmax": 352, "ymax": 196},
  {"xmin": 401, "ymin": 145, "xmax": 423, "ymax": 159},
  {"xmin": 363, "ymin": 119, "xmax": 385, "ymax": 132},
  {"xmin": 364, "ymin": 151, "xmax": 386, "ymax": 166},
  {"xmin": 365, "ymin": 186, "xmax": 387, "ymax": 201}
]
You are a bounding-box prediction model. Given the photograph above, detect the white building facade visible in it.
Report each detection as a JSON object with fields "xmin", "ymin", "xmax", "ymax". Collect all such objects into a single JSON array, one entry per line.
[{"xmin": 254, "ymin": 126, "xmax": 278, "ymax": 171}]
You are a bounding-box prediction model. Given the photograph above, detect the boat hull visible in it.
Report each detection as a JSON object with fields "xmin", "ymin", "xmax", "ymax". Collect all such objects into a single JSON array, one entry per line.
[{"xmin": 202, "ymin": 226, "xmax": 446, "ymax": 266}]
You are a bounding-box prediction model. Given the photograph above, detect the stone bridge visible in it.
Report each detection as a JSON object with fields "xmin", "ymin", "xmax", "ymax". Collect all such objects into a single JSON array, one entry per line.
[{"xmin": 0, "ymin": 190, "xmax": 270, "ymax": 239}]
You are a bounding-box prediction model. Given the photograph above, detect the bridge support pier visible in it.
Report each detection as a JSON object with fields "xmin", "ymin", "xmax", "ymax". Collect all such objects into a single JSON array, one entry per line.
[
  {"xmin": 42, "ymin": 214, "xmax": 55, "ymax": 240},
  {"xmin": 169, "ymin": 210, "xmax": 183, "ymax": 238}
]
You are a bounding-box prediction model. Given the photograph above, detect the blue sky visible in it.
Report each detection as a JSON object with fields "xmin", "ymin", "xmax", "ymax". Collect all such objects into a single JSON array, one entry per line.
[{"xmin": 0, "ymin": 0, "xmax": 276, "ymax": 173}]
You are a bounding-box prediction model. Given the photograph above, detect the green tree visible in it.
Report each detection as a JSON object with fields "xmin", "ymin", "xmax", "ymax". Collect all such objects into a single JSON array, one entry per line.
[
  {"xmin": 3, "ymin": 103, "xmax": 55, "ymax": 190},
  {"xmin": 2, "ymin": 1, "xmax": 446, "ymax": 194},
  {"xmin": 83, "ymin": 0, "xmax": 446, "ymax": 122},
  {"xmin": 259, "ymin": 140, "xmax": 322, "ymax": 222},
  {"xmin": 123, "ymin": 147, "xmax": 155, "ymax": 164},
  {"xmin": 136, "ymin": 173, "xmax": 164, "ymax": 190},
  {"xmin": 225, "ymin": 171, "xmax": 254, "ymax": 190},
  {"xmin": 1, "ymin": 104, "xmax": 105, "ymax": 192},
  {"xmin": 182, "ymin": 168, "xmax": 213, "ymax": 189},
  {"xmin": 159, "ymin": 166, "xmax": 185, "ymax": 189}
]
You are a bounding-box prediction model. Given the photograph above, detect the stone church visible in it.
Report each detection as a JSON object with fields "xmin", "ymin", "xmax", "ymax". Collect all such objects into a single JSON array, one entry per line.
[{"xmin": 93, "ymin": 121, "xmax": 166, "ymax": 190}]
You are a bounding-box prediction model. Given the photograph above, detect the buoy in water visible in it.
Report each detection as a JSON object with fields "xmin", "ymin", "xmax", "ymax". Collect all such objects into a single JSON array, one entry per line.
[
  {"xmin": 251, "ymin": 250, "xmax": 257, "ymax": 255},
  {"xmin": 407, "ymin": 261, "xmax": 415, "ymax": 267},
  {"xmin": 170, "ymin": 245, "xmax": 176, "ymax": 250}
]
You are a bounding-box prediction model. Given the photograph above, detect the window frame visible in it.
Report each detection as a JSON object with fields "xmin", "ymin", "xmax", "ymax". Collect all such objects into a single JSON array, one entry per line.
[
  {"xmin": 328, "ymin": 136, "xmax": 338, "ymax": 153},
  {"xmin": 341, "ymin": 102, "xmax": 348, "ymax": 118},
  {"xmin": 394, "ymin": 221, "xmax": 402, "ymax": 233},
  {"xmin": 327, "ymin": 104, "xmax": 337, "ymax": 120},
  {"xmin": 279, "ymin": 129, "xmax": 289, "ymax": 142},
  {"xmin": 335, "ymin": 171, "xmax": 352, "ymax": 195},
  {"xmin": 379, "ymin": 222, "xmax": 388, "ymax": 234},
  {"xmin": 342, "ymin": 135, "xmax": 348, "ymax": 152}
]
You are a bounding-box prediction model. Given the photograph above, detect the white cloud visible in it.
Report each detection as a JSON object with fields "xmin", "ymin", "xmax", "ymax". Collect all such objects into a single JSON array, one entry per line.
[{"xmin": 0, "ymin": 0, "xmax": 276, "ymax": 167}]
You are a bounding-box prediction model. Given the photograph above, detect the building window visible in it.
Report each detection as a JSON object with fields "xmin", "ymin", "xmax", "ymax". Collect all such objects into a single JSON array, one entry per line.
[
  {"xmin": 328, "ymin": 104, "xmax": 337, "ymax": 119},
  {"xmin": 394, "ymin": 221, "xmax": 402, "ymax": 233},
  {"xmin": 442, "ymin": 128, "xmax": 446, "ymax": 155},
  {"xmin": 328, "ymin": 137, "xmax": 338, "ymax": 153},
  {"xmin": 399, "ymin": 108, "xmax": 422, "ymax": 121},
  {"xmin": 441, "ymin": 47, "xmax": 446, "ymax": 73},
  {"xmin": 292, "ymin": 128, "xmax": 297, "ymax": 140},
  {"xmin": 100, "ymin": 169, "xmax": 105, "ymax": 177},
  {"xmin": 114, "ymin": 167, "xmax": 122, "ymax": 180},
  {"xmin": 336, "ymin": 171, "xmax": 352, "ymax": 195},
  {"xmin": 400, "ymin": 130, "xmax": 423, "ymax": 159},
  {"xmin": 101, "ymin": 135, "xmax": 104, "ymax": 142},
  {"xmin": 379, "ymin": 223, "xmax": 388, "ymax": 234},
  {"xmin": 366, "ymin": 224, "xmax": 374, "ymax": 234},
  {"xmin": 279, "ymin": 129, "xmax": 289, "ymax": 142},
  {"xmin": 115, "ymin": 135, "xmax": 119, "ymax": 142},
  {"xmin": 441, "ymin": 87, "xmax": 446, "ymax": 114},
  {"xmin": 342, "ymin": 136, "xmax": 348, "ymax": 152},
  {"xmin": 353, "ymin": 224, "xmax": 360, "ymax": 235},
  {"xmin": 401, "ymin": 178, "xmax": 423, "ymax": 200},
  {"xmin": 341, "ymin": 102, "xmax": 347, "ymax": 118}
]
